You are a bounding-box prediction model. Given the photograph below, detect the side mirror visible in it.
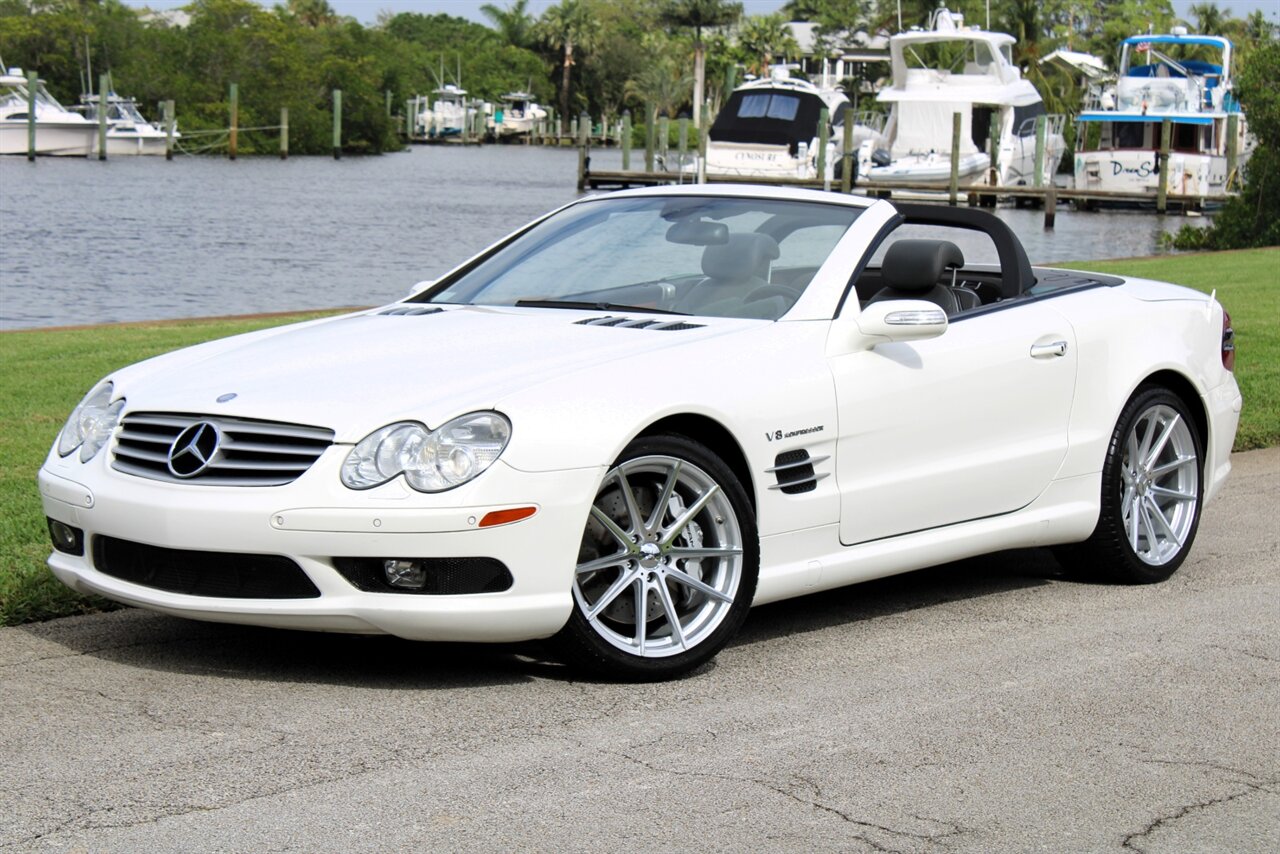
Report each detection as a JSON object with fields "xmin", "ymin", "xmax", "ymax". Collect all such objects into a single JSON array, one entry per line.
[
  {"xmin": 407, "ymin": 279, "xmax": 435, "ymax": 297},
  {"xmin": 853, "ymin": 299, "xmax": 948, "ymax": 347}
]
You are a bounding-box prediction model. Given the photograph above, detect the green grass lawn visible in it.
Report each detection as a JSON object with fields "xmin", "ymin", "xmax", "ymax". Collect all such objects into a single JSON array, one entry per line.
[{"xmin": 1, "ymin": 248, "xmax": 1275, "ymax": 627}]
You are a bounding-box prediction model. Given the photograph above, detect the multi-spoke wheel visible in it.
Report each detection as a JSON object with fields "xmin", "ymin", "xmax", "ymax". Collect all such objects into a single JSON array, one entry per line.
[
  {"xmin": 556, "ymin": 435, "xmax": 758, "ymax": 680},
  {"xmin": 1056, "ymin": 386, "xmax": 1204, "ymax": 583}
]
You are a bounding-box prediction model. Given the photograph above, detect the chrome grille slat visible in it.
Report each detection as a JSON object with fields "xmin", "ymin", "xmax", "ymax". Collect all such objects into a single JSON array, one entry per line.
[{"xmin": 112, "ymin": 412, "xmax": 335, "ymax": 487}]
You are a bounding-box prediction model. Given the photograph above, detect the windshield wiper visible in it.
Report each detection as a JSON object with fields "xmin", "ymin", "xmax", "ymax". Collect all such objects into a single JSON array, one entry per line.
[{"xmin": 513, "ymin": 299, "xmax": 688, "ymax": 316}]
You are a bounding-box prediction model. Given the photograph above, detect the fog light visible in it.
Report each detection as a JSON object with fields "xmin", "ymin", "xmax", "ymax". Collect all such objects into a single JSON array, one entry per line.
[
  {"xmin": 383, "ymin": 559, "xmax": 426, "ymax": 590},
  {"xmin": 47, "ymin": 518, "xmax": 84, "ymax": 556}
]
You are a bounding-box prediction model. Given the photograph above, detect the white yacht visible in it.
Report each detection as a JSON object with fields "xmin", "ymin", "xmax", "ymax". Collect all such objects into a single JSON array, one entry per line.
[
  {"xmin": 490, "ymin": 90, "xmax": 546, "ymax": 140},
  {"xmin": 0, "ymin": 69, "xmax": 96, "ymax": 156},
  {"xmin": 424, "ymin": 83, "xmax": 469, "ymax": 138},
  {"xmin": 857, "ymin": 7, "xmax": 1066, "ymax": 188},
  {"xmin": 705, "ymin": 64, "xmax": 860, "ymax": 180},
  {"xmin": 1074, "ymin": 29, "xmax": 1251, "ymax": 199},
  {"xmin": 78, "ymin": 91, "xmax": 177, "ymax": 156}
]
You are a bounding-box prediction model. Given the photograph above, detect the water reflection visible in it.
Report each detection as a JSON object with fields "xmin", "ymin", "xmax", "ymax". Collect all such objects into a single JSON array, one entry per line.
[{"xmin": 0, "ymin": 147, "xmax": 1209, "ymax": 330}]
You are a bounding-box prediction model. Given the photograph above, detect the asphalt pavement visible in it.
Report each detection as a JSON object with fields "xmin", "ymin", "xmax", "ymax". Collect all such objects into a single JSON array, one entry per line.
[{"xmin": 2, "ymin": 448, "xmax": 1277, "ymax": 853}]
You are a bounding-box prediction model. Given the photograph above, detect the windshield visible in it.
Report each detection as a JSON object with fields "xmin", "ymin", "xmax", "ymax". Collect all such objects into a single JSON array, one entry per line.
[{"xmin": 419, "ymin": 196, "xmax": 862, "ymax": 320}]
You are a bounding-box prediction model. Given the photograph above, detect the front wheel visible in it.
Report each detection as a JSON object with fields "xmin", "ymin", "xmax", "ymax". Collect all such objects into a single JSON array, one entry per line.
[
  {"xmin": 556, "ymin": 435, "xmax": 758, "ymax": 681},
  {"xmin": 1056, "ymin": 386, "xmax": 1204, "ymax": 583}
]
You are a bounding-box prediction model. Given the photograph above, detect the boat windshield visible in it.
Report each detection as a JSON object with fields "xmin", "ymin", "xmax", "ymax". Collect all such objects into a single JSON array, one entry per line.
[
  {"xmin": 418, "ymin": 196, "xmax": 863, "ymax": 320},
  {"xmin": 903, "ymin": 39, "xmax": 1001, "ymax": 76}
]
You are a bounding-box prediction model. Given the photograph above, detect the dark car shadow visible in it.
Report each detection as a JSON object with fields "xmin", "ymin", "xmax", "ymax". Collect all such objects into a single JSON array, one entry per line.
[{"xmin": 18, "ymin": 547, "xmax": 1066, "ymax": 688}]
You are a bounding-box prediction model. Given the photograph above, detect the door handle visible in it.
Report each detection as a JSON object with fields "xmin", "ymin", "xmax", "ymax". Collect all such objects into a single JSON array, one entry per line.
[{"xmin": 1030, "ymin": 340, "xmax": 1068, "ymax": 359}]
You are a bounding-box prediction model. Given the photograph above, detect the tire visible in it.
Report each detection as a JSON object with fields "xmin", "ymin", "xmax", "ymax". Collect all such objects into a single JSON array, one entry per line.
[
  {"xmin": 555, "ymin": 434, "xmax": 759, "ymax": 681},
  {"xmin": 1056, "ymin": 385, "xmax": 1204, "ymax": 583}
]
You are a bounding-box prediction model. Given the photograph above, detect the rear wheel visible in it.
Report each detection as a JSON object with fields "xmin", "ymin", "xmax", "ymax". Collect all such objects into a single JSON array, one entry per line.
[
  {"xmin": 556, "ymin": 435, "xmax": 758, "ymax": 681},
  {"xmin": 1056, "ymin": 386, "xmax": 1203, "ymax": 583}
]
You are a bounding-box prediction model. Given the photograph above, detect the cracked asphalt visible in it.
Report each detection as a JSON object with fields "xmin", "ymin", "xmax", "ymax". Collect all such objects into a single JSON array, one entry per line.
[{"xmin": 2, "ymin": 448, "xmax": 1277, "ymax": 853}]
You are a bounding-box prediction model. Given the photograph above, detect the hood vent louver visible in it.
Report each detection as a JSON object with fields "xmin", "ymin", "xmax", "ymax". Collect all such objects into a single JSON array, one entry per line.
[
  {"xmin": 575, "ymin": 316, "xmax": 704, "ymax": 331},
  {"xmin": 766, "ymin": 449, "xmax": 830, "ymax": 494},
  {"xmin": 378, "ymin": 306, "xmax": 443, "ymax": 316}
]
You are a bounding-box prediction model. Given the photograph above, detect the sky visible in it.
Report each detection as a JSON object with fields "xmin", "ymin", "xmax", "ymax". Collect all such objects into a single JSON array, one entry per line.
[{"xmin": 122, "ymin": 0, "xmax": 1280, "ymax": 28}]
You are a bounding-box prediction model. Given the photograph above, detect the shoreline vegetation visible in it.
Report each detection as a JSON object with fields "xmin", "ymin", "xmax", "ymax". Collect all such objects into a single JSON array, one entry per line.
[{"xmin": 1, "ymin": 248, "xmax": 1275, "ymax": 627}]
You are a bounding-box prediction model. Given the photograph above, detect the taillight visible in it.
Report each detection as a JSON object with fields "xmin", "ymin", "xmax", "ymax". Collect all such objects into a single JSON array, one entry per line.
[{"xmin": 1221, "ymin": 309, "xmax": 1235, "ymax": 372}]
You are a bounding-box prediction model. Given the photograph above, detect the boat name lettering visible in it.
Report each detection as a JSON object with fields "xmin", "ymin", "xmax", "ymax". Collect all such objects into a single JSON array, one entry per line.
[
  {"xmin": 1112, "ymin": 160, "xmax": 1155, "ymax": 178},
  {"xmin": 735, "ymin": 152, "xmax": 780, "ymax": 161}
]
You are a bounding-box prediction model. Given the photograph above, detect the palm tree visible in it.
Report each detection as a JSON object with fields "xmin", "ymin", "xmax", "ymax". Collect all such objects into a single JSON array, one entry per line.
[
  {"xmin": 735, "ymin": 13, "xmax": 800, "ymax": 76},
  {"xmin": 481, "ymin": 0, "xmax": 536, "ymax": 49},
  {"xmin": 540, "ymin": 0, "xmax": 598, "ymax": 120},
  {"xmin": 625, "ymin": 55, "xmax": 694, "ymax": 118},
  {"xmin": 1188, "ymin": 3, "xmax": 1231, "ymax": 36},
  {"xmin": 658, "ymin": 0, "xmax": 743, "ymax": 128}
]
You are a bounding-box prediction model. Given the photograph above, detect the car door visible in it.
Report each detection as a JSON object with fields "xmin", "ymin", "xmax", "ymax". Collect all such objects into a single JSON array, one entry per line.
[{"xmin": 830, "ymin": 301, "xmax": 1078, "ymax": 545}]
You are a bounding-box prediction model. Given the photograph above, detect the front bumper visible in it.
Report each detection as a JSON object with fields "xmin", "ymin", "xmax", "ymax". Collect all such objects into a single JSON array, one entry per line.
[{"xmin": 39, "ymin": 446, "xmax": 602, "ymax": 642}]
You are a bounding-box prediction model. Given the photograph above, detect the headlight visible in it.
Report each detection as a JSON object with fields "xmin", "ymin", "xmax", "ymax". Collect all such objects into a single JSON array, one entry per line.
[
  {"xmin": 57, "ymin": 381, "xmax": 125, "ymax": 462},
  {"xmin": 341, "ymin": 411, "xmax": 511, "ymax": 492}
]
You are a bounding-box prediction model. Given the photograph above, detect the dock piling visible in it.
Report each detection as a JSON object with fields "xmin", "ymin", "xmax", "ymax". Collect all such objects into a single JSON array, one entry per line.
[
  {"xmin": 1226, "ymin": 113, "xmax": 1239, "ymax": 189},
  {"xmin": 1034, "ymin": 114, "xmax": 1046, "ymax": 188},
  {"xmin": 97, "ymin": 73, "xmax": 109, "ymax": 160},
  {"xmin": 678, "ymin": 115, "xmax": 689, "ymax": 177},
  {"xmin": 229, "ymin": 83, "xmax": 238, "ymax": 160},
  {"xmin": 949, "ymin": 112, "xmax": 961, "ymax": 205},
  {"xmin": 164, "ymin": 99, "xmax": 175, "ymax": 160},
  {"xmin": 659, "ymin": 115, "xmax": 669, "ymax": 165},
  {"xmin": 621, "ymin": 110, "xmax": 631, "ymax": 171},
  {"xmin": 26, "ymin": 70, "xmax": 36, "ymax": 161},
  {"xmin": 1044, "ymin": 183, "xmax": 1057, "ymax": 229},
  {"xmin": 697, "ymin": 99, "xmax": 709, "ymax": 183},
  {"xmin": 644, "ymin": 104, "xmax": 656, "ymax": 172},
  {"xmin": 577, "ymin": 111, "xmax": 590, "ymax": 192},
  {"xmin": 841, "ymin": 118, "xmax": 854, "ymax": 193},
  {"xmin": 817, "ymin": 107, "xmax": 829, "ymax": 190},
  {"xmin": 1157, "ymin": 117, "xmax": 1171, "ymax": 213},
  {"xmin": 332, "ymin": 89, "xmax": 342, "ymax": 159},
  {"xmin": 988, "ymin": 112, "xmax": 1000, "ymax": 187},
  {"xmin": 280, "ymin": 106, "xmax": 289, "ymax": 159}
]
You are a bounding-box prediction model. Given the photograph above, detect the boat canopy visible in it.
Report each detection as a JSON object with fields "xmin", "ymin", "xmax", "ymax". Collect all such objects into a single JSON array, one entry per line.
[
  {"xmin": 1127, "ymin": 60, "xmax": 1223, "ymax": 79},
  {"xmin": 1122, "ymin": 35, "xmax": 1231, "ymax": 49},
  {"xmin": 709, "ymin": 87, "xmax": 827, "ymax": 150},
  {"xmin": 1077, "ymin": 112, "xmax": 1214, "ymax": 125}
]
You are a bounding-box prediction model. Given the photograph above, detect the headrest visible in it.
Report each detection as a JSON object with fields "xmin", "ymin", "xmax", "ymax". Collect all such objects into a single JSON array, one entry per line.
[
  {"xmin": 882, "ymin": 240, "xmax": 965, "ymax": 292},
  {"xmin": 702, "ymin": 233, "xmax": 781, "ymax": 281}
]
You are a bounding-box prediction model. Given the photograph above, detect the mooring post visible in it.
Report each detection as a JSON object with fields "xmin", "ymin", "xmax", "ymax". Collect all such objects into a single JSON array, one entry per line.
[
  {"xmin": 621, "ymin": 109, "xmax": 631, "ymax": 171},
  {"xmin": 1044, "ymin": 182, "xmax": 1058, "ymax": 229},
  {"xmin": 569, "ymin": 114, "xmax": 578, "ymax": 143},
  {"xmin": 988, "ymin": 113, "xmax": 1000, "ymax": 186},
  {"xmin": 817, "ymin": 107, "xmax": 830, "ymax": 190},
  {"xmin": 577, "ymin": 110, "xmax": 590, "ymax": 191},
  {"xmin": 229, "ymin": 82, "xmax": 238, "ymax": 160},
  {"xmin": 280, "ymin": 106, "xmax": 289, "ymax": 159},
  {"xmin": 25, "ymin": 70, "xmax": 37, "ymax": 161},
  {"xmin": 164, "ymin": 99, "xmax": 175, "ymax": 160},
  {"xmin": 697, "ymin": 99, "xmax": 710, "ymax": 183},
  {"xmin": 1225, "ymin": 112, "xmax": 1239, "ymax": 189},
  {"xmin": 644, "ymin": 103, "xmax": 655, "ymax": 173},
  {"xmin": 385, "ymin": 89, "xmax": 392, "ymax": 117},
  {"xmin": 949, "ymin": 111, "xmax": 961, "ymax": 206},
  {"xmin": 555, "ymin": 110, "xmax": 562, "ymax": 143},
  {"xmin": 658, "ymin": 114, "xmax": 669, "ymax": 166},
  {"xmin": 95, "ymin": 73, "xmax": 110, "ymax": 160},
  {"xmin": 332, "ymin": 89, "xmax": 342, "ymax": 159},
  {"xmin": 841, "ymin": 117, "xmax": 854, "ymax": 193},
  {"xmin": 1157, "ymin": 117, "xmax": 1171, "ymax": 213},
  {"xmin": 1033, "ymin": 114, "xmax": 1047, "ymax": 188},
  {"xmin": 678, "ymin": 114, "xmax": 689, "ymax": 177}
]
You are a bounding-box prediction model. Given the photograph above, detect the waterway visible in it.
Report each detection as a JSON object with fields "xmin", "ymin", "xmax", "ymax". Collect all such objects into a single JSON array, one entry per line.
[{"xmin": 0, "ymin": 146, "xmax": 1210, "ymax": 331}]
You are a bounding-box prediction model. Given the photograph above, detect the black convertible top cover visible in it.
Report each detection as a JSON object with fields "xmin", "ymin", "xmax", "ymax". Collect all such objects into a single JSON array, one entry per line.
[{"xmin": 710, "ymin": 87, "xmax": 826, "ymax": 150}]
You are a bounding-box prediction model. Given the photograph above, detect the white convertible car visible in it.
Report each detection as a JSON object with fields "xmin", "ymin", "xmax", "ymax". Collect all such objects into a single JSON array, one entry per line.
[{"xmin": 39, "ymin": 186, "xmax": 1241, "ymax": 680}]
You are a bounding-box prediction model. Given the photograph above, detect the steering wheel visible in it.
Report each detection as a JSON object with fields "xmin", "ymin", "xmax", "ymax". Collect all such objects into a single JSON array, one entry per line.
[{"xmin": 744, "ymin": 284, "xmax": 802, "ymax": 304}]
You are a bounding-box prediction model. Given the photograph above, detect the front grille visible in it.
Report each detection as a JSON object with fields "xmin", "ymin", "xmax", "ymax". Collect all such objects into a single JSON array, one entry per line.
[
  {"xmin": 93, "ymin": 536, "xmax": 320, "ymax": 599},
  {"xmin": 333, "ymin": 557, "xmax": 513, "ymax": 595},
  {"xmin": 112, "ymin": 412, "xmax": 334, "ymax": 487}
]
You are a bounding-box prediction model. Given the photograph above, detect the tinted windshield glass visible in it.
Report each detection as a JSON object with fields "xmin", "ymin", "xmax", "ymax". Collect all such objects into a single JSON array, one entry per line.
[{"xmin": 421, "ymin": 196, "xmax": 861, "ymax": 320}]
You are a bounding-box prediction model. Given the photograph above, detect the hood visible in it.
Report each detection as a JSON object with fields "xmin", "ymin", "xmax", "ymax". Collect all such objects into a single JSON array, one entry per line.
[{"xmin": 111, "ymin": 306, "xmax": 745, "ymax": 440}]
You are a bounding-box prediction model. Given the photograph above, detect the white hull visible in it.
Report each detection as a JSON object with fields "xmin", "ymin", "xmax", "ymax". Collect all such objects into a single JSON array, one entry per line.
[
  {"xmin": 863, "ymin": 151, "xmax": 990, "ymax": 185},
  {"xmin": 0, "ymin": 121, "xmax": 96, "ymax": 156},
  {"xmin": 1075, "ymin": 150, "xmax": 1231, "ymax": 197},
  {"xmin": 705, "ymin": 141, "xmax": 821, "ymax": 179}
]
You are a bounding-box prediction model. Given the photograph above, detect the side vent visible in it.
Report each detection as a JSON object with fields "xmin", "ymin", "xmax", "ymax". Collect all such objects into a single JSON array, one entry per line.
[
  {"xmin": 575, "ymin": 316, "xmax": 705, "ymax": 331},
  {"xmin": 766, "ymin": 449, "xmax": 830, "ymax": 494},
  {"xmin": 378, "ymin": 306, "xmax": 443, "ymax": 316}
]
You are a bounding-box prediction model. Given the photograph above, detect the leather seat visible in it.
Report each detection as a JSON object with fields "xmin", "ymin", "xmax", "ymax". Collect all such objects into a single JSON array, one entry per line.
[
  {"xmin": 676, "ymin": 233, "xmax": 781, "ymax": 314},
  {"xmin": 868, "ymin": 239, "xmax": 980, "ymax": 316}
]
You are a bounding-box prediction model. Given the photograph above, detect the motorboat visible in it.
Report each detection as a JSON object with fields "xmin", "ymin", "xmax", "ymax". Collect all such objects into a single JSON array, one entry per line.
[
  {"xmin": 490, "ymin": 91, "xmax": 546, "ymax": 140},
  {"xmin": 857, "ymin": 7, "xmax": 1066, "ymax": 188},
  {"xmin": 705, "ymin": 63, "xmax": 866, "ymax": 180},
  {"xmin": 1073, "ymin": 28, "xmax": 1252, "ymax": 199},
  {"xmin": 77, "ymin": 91, "xmax": 177, "ymax": 156},
  {"xmin": 425, "ymin": 83, "xmax": 469, "ymax": 138},
  {"xmin": 0, "ymin": 68, "xmax": 96, "ymax": 156}
]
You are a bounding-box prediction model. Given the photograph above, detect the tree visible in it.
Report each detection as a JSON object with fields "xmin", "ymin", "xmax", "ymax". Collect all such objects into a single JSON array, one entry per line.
[
  {"xmin": 624, "ymin": 50, "xmax": 692, "ymax": 117},
  {"xmin": 1188, "ymin": 2, "xmax": 1231, "ymax": 36},
  {"xmin": 539, "ymin": 0, "xmax": 598, "ymax": 120},
  {"xmin": 734, "ymin": 13, "xmax": 799, "ymax": 76},
  {"xmin": 658, "ymin": 0, "xmax": 741, "ymax": 128},
  {"xmin": 481, "ymin": 0, "xmax": 535, "ymax": 49}
]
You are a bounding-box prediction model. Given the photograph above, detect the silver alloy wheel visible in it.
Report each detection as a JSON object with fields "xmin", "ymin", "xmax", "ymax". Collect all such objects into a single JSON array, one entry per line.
[
  {"xmin": 574, "ymin": 454, "xmax": 745, "ymax": 657},
  {"xmin": 1120, "ymin": 403, "xmax": 1200, "ymax": 566}
]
